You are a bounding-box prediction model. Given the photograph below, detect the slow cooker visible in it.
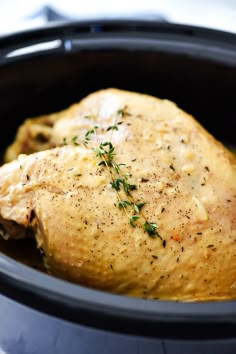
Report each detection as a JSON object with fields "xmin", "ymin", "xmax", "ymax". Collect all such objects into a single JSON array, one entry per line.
[{"xmin": 0, "ymin": 20, "xmax": 236, "ymax": 353}]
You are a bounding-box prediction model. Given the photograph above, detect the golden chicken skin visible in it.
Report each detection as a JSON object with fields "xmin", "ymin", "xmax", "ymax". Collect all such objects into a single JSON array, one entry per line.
[{"xmin": 0, "ymin": 89, "xmax": 236, "ymax": 301}]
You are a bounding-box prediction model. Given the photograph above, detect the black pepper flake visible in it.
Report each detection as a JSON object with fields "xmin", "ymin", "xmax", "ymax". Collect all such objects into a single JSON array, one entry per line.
[
  {"xmin": 141, "ymin": 177, "xmax": 149, "ymax": 183},
  {"xmin": 196, "ymin": 232, "xmax": 202, "ymax": 235},
  {"xmin": 227, "ymin": 199, "xmax": 231, "ymax": 202},
  {"xmin": 162, "ymin": 240, "xmax": 166, "ymax": 248},
  {"xmin": 169, "ymin": 164, "xmax": 175, "ymax": 171},
  {"xmin": 205, "ymin": 166, "xmax": 210, "ymax": 172},
  {"xmin": 26, "ymin": 174, "xmax": 30, "ymax": 181},
  {"xmin": 161, "ymin": 207, "xmax": 165, "ymax": 213},
  {"xmin": 152, "ymin": 255, "xmax": 158, "ymax": 259}
]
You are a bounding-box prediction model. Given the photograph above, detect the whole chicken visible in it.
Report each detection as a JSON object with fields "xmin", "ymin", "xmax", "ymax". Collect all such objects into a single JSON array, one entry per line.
[{"xmin": 0, "ymin": 88, "xmax": 236, "ymax": 301}]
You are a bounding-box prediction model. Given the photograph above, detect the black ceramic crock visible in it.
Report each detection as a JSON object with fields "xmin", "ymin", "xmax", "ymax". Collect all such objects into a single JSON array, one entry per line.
[{"xmin": 0, "ymin": 20, "xmax": 236, "ymax": 353}]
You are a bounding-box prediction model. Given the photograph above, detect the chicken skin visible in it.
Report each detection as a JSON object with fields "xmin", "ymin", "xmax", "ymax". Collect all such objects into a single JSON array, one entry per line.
[{"xmin": 0, "ymin": 88, "xmax": 236, "ymax": 301}]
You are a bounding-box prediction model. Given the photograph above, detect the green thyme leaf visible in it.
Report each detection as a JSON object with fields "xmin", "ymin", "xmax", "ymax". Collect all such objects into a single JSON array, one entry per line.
[
  {"xmin": 71, "ymin": 135, "xmax": 79, "ymax": 145},
  {"xmin": 100, "ymin": 141, "xmax": 112, "ymax": 147},
  {"xmin": 134, "ymin": 202, "xmax": 146, "ymax": 213},
  {"xmin": 129, "ymin": 215, "xmax": 140, "ymax": 227},
  {"xmin": 93, "ymin": 146, "xmax": 106, "ymax": 157},
  {"xmin": 107, "ymin": 125, "xmax": 119, "ymax": 131},
  {"xmin": 84, "ymin": 127, "xmax": 98, "ymax": 147},
  {"xmin": 111, "ymin": 178, "xmax": 123, "ymax": 191},
  {"xmin": 117, "ymin": 200, "xmax": 131, "ymax": 210},
  {"xmin": 84, "ymin": 114, "xmax": 95, "ymax": 119},
  {"xmin": 123, "ymin": 183, "xmax": 137, "ymax": 195},
  {"xmin": 127, "ymin": 184, "xmax": 137, "ymax": 191},
  {"xmin": 85, "ymin": 130, "xmax": 94, "ymax": 137},
  {"xmin": 124, "ymin": 172, "xmax": 131, "ymax": 179},
  {"xmin": 143, "ymin": 221, "xmax": 158, "ymax": 237},
  {"xmin": 98, "ymin": 161, "xmax": 106, "ymax": 167}
]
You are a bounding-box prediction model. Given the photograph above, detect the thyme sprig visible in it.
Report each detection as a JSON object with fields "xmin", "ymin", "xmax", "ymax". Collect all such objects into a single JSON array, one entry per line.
[
  {"xmin": 106, "ymin": 122, "xmax": 123, "ymax": 131},
  {"xmin": 82, "ymin": 108, "xmax": 159, "ymax": 238},
  {"xmin": 84, "ymin": 126, "xmax": 98, "ymax": 147}
]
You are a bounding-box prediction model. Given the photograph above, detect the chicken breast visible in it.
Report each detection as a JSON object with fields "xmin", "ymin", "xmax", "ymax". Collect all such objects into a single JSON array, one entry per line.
[{"xmin": 0, "ymin": 88, "xmax": 236, "ymax": 301}]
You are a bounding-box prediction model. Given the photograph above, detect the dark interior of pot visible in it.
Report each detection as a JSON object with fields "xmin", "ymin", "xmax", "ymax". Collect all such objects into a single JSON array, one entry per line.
[{"xmin": 1, "ymin": 46, "xmax": 236, "ymax": 151}]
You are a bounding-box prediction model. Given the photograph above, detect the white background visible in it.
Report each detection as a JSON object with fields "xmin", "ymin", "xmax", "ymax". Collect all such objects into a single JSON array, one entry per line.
[{"xmin": 0, "ymin": 0, "xmax": 236, "ymax": 35}]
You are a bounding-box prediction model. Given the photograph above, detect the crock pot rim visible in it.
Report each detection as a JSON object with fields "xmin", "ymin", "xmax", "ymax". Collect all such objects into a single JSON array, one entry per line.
[{"xmin": 0, "ymin": 19, "xmax": 236, "ymax": 340}]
